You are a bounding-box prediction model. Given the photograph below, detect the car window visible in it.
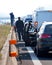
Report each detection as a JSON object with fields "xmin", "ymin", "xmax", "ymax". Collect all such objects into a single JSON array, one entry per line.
[{"xmin": 44, "ymin": 24, "xmax": 52, "ymax": 34}]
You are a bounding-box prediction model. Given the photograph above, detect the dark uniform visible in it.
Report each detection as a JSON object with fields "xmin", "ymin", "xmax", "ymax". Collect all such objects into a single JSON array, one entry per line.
[
  {"xmin": 24, "ymin": 21, "xmax": 37, "ymax": 46},
  {"xmin": 15, "ymin": 17, "xmax": 24, "ymax": 41}
]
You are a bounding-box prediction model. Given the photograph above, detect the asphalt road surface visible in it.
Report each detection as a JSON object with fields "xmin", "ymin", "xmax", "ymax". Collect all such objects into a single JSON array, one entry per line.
[{"xmin": 15, "ymin": 41, "xmax": 52, "ymax": 65}]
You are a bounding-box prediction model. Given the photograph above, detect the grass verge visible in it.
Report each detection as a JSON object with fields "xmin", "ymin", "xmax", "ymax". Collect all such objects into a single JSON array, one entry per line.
[
  {"xmin": 0, "ymin": 24, "xmax": 11, "ymax": 59},
  {"xmin": 0, "ymin": 24, "xmax": 11, "ymax": 51}
]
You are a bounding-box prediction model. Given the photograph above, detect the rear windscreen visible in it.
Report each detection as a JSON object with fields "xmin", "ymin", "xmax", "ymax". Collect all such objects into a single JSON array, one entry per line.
[{"xmin": 44, "ymin": 24, "xmax": 52, "ymax": 34}]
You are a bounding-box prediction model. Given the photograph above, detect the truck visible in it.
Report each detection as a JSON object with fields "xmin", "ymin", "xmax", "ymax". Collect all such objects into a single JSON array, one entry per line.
[{"xmin": 33, "ymin": 10, "xmax": 52, "ymax": 29}]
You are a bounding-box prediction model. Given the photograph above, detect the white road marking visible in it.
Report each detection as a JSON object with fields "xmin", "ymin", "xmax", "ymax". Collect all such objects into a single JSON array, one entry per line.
[
  {"xmin": 26, "ymin": 47, "xmax": 42, "ymax": 65},
  {"xmin": 18, "ymin": 42, "xmax": 25, "ymax": 43}
]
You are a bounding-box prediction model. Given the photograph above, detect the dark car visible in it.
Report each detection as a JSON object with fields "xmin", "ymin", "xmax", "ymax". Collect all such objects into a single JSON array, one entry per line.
[{"xmin": 35, "ymin": 22, "xmax": 52, "ymax": 56}]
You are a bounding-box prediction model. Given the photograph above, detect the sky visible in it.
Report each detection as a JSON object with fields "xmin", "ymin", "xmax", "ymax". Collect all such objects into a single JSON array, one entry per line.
[{"xmin": 0, "ymin": 0, "xmax": 52, "ymax": 17}]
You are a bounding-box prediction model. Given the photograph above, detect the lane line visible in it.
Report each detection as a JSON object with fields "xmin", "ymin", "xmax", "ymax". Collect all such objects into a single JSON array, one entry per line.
[
  {"xmin": 26, "ymin": 47, "xmax": 42, "ymax": 65},
  {"xmin": 18, "ymin": 42, "xmax": 25, "ymax": 43}
]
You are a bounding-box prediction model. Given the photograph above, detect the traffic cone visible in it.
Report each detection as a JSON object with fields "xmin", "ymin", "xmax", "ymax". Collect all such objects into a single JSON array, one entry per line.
[
  {"xmin": 9, "ymin": 44, "xmax": 19, "ymax": 57},
  {"xmin": 9, "ymin": 39, "xmax": 17, "ymax": 44},
  {"xmin": 9, "ymin": 51, "xmax": 19, "ymax": 57},
  {"xmin": 9, "ymin": 26, "xmax": 19, "ymax": 57}
]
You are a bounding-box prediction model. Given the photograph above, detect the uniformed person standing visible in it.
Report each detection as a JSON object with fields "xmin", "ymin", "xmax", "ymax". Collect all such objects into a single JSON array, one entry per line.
[{"xmin": 15, "ymin": 17, "xmax": 24, "ymax": 41}]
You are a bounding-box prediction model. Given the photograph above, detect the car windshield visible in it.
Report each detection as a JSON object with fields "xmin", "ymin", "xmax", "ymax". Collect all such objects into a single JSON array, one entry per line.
[{"xmin": 44, "ymin": 24, "xmax": 52, "ymax": 34}]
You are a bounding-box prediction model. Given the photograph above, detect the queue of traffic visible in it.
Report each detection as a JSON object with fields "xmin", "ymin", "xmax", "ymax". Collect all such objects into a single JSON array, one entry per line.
[{"xmin": 13, "ymin": 10, "xmax": 52, "ymax": 56}]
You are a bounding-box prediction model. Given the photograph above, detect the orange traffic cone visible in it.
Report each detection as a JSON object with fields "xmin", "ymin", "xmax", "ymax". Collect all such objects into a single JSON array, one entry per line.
[
  {"xmin": 9, "ymin": 51, "xmax": 19, "ymax": 57},
  {"xmin": 9, "ymin": 40, "xmax": 17, "ymax": 44},
  {"xmin": 9, "ymin": 44, "xmax": 19, "ymax": 57}
]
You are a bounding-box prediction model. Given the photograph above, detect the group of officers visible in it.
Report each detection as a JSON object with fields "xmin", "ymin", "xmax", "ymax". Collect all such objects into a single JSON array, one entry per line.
[{"xmin": 10, "ymin": 12, "xmax": 37, "ymax": 45}]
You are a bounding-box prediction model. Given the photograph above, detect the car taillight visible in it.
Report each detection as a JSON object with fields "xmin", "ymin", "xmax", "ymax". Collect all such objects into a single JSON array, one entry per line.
[{"xmin": 40, "ymin": 34, "xmax": 51, "ymax": 38}]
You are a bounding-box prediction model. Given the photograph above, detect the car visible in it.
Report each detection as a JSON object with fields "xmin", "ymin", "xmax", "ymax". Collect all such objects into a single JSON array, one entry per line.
[{"xmin": 35, "ymin": 21, "xmax": 52, "ymax": 56}]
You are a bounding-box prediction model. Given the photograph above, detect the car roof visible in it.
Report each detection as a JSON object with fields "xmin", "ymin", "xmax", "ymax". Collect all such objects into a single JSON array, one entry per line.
[
  {"xmin": 42, "ymin": 21, "xmax": 52, "ymax": 25},
  {"xmin": 41, "ymin": 22, "xmax": 52, "ymax": 29},
  {"xmin": 38, "ymin": 21, "xmax": 52, "ymax": 34}
]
